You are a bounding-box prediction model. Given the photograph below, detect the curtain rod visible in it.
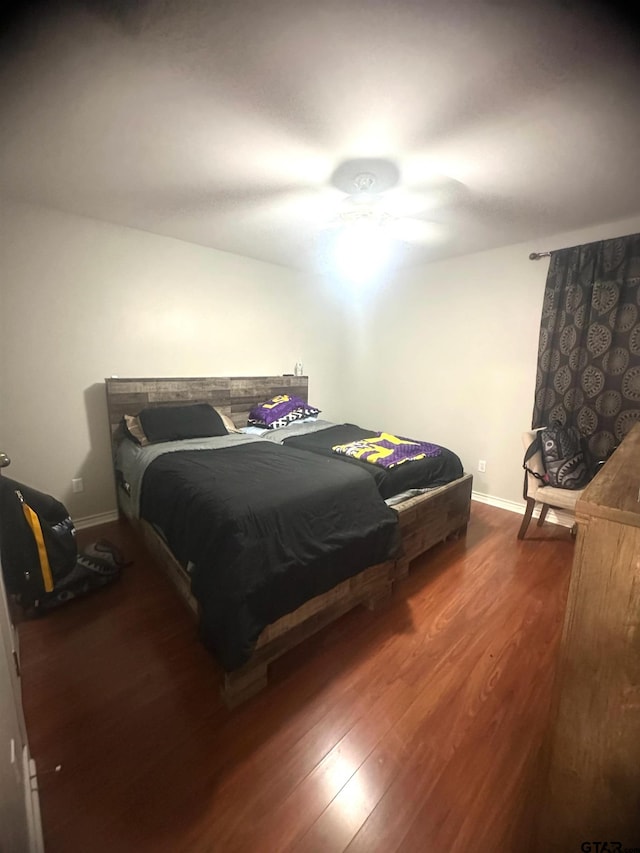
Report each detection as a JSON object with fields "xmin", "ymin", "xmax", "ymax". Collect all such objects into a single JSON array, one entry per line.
[{"xmin": 529, "ymin": 251, "xmax": 552, "ymax": 260}]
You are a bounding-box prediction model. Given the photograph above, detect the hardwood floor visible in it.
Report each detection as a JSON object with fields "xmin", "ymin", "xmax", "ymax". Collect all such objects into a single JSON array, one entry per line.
[{"xmin": 18, "ymin": 502, "xmax": 574, "ymax": 853}]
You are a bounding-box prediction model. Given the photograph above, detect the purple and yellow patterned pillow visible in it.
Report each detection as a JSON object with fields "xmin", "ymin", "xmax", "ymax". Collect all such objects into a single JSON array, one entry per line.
[{"xmin": 248, "ymin": 395, "xmax": 320, "ymax": 430}]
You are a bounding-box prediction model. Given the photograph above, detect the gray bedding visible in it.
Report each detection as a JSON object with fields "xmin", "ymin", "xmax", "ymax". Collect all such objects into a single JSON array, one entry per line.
[{"xmin": 115, "ymin": 433, "xmax": 264, "ymax": 517}]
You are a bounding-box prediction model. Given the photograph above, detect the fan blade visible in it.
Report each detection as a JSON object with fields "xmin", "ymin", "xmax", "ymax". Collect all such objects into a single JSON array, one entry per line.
[
  {"xmin": 382, "ymin": 188, "xmax": 434, "ymax": 219},
  {"xmin": 399, "ymin": 159, "xmax": 471, "ymax": 208},
  {"xmin": 385, "ymin": 218, "xmax": 446, "ymax": 244},
  {"xmin": 209, "ymin": 185, "xmax": 343, "ymax": 226}
]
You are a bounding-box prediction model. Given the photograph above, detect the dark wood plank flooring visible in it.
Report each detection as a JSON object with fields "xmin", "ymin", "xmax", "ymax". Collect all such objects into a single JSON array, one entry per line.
[{"xmin": 18, "ymin": 502, "xmax": 574, "ymax": 853}]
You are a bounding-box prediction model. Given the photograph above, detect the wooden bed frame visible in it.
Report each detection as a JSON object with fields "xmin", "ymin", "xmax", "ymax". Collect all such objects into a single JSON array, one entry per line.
[{"xmin": 105, "ymin": 376, "xmax": 473, "ymax": 706}]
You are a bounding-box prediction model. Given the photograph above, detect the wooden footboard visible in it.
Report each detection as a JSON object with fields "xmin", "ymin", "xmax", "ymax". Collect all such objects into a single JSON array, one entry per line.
[
  {"xmin": 393, "ymin": 475, "xmax": 472, "ymax": 576},
  {"xmin": 134, "ymin": 473, "xmax": 472, "ymax": 707}
]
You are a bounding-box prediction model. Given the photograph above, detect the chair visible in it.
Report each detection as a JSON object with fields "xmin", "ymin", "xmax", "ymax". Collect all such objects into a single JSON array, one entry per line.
[{"xmin": 518, "ymin": 428, "xmax": 585, "ymax": 539}]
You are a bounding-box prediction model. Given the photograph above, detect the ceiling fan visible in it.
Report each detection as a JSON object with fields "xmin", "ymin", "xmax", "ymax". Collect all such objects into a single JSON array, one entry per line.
[
  {"xmin": 308, "ymin": 156, "xmax": 463, "ymax": 282},
  {"xmin": 323, "ymin": 157, "xmax": 448, "ymax": 245}
]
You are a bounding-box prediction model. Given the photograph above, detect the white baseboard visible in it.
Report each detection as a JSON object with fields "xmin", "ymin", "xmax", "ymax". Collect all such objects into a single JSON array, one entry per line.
[
  {"xmin": 74, "ymin": 510, "xmax": 119, "ymax": 531},
  {"xmin": 471, "ymin": 491, "xmax": 575, "ymax": 529}
]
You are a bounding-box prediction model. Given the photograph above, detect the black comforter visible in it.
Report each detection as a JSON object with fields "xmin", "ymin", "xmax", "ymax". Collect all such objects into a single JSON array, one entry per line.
[
  {"xmin": 140, "ymin": 441, "xmax": 399, "ymax": 670},
  {"xmin": 280, "ymin": 424, "xmax": 464, "ymax": 499}
]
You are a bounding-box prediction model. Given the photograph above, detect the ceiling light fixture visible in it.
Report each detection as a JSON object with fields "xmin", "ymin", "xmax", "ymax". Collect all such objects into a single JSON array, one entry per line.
[
  {"xmin": 330, "ymin": 168, "xmax": 398, "ymax": 284},
  {"xmin": 337, "ymin": 172, "xmax": 395, "ymax": 236},
  {"xmin": 350, "ymin": 171, "xmax": 377, "ymax": 197},
  {"xmin": 327, "ymin": 157, "xmax": 441, "ymax": 283},
  {"xmin": 333, "ymin": 218, "xmax": 393, "ymax": 286}
]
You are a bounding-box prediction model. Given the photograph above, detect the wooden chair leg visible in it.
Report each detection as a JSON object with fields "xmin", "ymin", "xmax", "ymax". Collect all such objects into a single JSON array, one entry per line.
[
  {"xmin": 518, "ymin": 497, "xmax": 536, "ymax": 540},
  {"xmin": 537, "ymin": 504, "xmax": 550, "ymax": 527}
]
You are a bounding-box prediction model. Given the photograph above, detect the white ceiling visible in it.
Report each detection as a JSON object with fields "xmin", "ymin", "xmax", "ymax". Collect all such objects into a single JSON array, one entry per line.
[{"xmin": 1, "ymin": 0, "xmax": 640, "ymax": 272}]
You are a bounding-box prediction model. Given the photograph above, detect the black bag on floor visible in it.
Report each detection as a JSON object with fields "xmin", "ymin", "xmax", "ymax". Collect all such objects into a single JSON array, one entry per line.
[
  {"xmin": 34, "ymin": 539, "xmax": 126, "ymax": 612},
  {"xmin": 0, "ymin": 476, "xmax": 125, "ymax": 611}
]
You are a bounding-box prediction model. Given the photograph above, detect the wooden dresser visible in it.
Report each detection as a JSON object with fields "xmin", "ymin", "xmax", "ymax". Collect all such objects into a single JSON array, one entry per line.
[{"xmin": 536, "ymin": 422, "xmax": 640, "ymax": 851}]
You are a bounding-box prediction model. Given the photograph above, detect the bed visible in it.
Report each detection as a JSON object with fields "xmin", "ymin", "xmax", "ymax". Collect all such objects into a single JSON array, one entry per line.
[
  {"xmin": 105, "ymin": 376, "xmax": 472, "ymax": 706},
  {"xmin": 255, "ymin": 419, "xmax": 464, "ymax": 502}
]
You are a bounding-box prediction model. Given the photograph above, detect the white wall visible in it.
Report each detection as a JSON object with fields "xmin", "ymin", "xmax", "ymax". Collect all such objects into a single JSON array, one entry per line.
[
  {"xmin": 0, "ymin": 200, "xmax": 346, "ymax": 521},
  {"xmin": 334, "ymin": 213, "xmax": 640, "ymax": 509},
  {"xmin": 2, "ymin": 199, "xmax": 639, "ymax": 524}
]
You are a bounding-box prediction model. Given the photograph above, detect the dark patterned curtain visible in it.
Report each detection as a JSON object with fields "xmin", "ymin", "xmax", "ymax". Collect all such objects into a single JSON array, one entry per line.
[{"xmin": 533, "ymin": 232, "xmax": 640, "ymax": 460}]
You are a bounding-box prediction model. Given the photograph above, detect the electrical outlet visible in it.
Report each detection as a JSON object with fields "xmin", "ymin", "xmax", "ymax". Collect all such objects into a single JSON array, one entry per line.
[
  {"xmin": 72, "ymin": 478, "xmax": 84, "ymax": 493},
  {"xmin": 478, "ymin": 460, "xmax": 486, "ymax": 473}
]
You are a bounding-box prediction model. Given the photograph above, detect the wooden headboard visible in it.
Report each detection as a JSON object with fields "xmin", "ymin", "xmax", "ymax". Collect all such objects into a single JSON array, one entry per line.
[{"xmin": 105, "ymin": 375, "xmax": 309, "ymax": 454}]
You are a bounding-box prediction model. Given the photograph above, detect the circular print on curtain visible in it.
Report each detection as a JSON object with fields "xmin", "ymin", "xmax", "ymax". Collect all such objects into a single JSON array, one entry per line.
[
  {"xmin": 565, "ymin": 285, "xmax": 582, "ymax": 314},
  {"xmin": 602, "ymin": 239, "xmax": 625, "ymax": 271},
  {"xmin": 615, "ymin": 409, "xmax": 640, "ymax": 440},
  {"xmin": 554, "ymin": 365, "xmax": 572, "ymax": 395},
  {"xmin": 560, "ymin": 325, "xmax": 577, "ymax": 355},
  {"xmin": 577, "ymin": 405, "xmax": 597, "ymax": 434},
  {"xmin": 542, "ymin": 288, "xmax": 556, "ymax": 318},
  {"xmin": 602, "ymin": 347, "xmax": 630, "ymax": 375},
  {"xmin": 541, "ymin": 349, "xmax": 561, "ymax": 372},
  {"xmin": 588, "ymin": 430, "xmax": 617, "ymax": 459},
  {"xmin": 538, "ymin": 327, "xmax": 549, "ymax": 354},
  {"xmin": 574, "ymin": 304, "xmax": 587, "ymax": 329},
  {"xmin": 611, "ymin": 303, "xmax": 638, "ymax": 333},
  {"xmin": 558, "ymin": 310, "xmax": 567, "ymax": 333},
  {"xmin": 592, "ymin": 281, "xmax": 619, "ymax": 315},
  {"xmin": 569, "ymin": 348, "xmax": 589, "ymax": 372},
  {"xmin": 536, "ymin": 387, "xmax": 556, "ymax": 412},
  {"xmin": 581, "ymin": 365, "xmax": 605, "ymax": 398},
  {"xmin": 595, "ymin": 390, "xmax": 622, "ymax": 417},
  {"xmin": 564, "ymin": 388, "xmax": 584, "ymax": 412},
  {"xmin": 629, "ymin": 325, "xmax": 640, "ymax": 356},
  {"xmin": 622, "ymin": 366, "xmax": 640, "ymax": 401},
  {"xmin": 549, "ymin": 405, "xmax": 567, "ymax": 426},
  {"xmin": 587, "ymin": 323, "xmax": 612, "ymax": 357}
]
